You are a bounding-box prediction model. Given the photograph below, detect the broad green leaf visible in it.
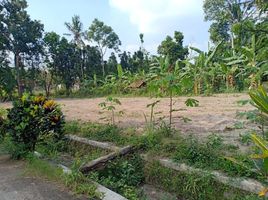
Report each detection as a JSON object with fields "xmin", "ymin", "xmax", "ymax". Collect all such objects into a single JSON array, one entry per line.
[{"xmin": 185, "ymin": 98, "xmax": 199, "ymax": 107}]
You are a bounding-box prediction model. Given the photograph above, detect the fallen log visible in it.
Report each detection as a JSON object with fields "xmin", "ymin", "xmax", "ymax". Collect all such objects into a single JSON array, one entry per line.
[
  {"xmin": 65, "ymin": 134, "xmax": 120, "ymax": 151},
  {"xmin": 80, "ymin": 145, "xmax": 133, "ymax": 173}
]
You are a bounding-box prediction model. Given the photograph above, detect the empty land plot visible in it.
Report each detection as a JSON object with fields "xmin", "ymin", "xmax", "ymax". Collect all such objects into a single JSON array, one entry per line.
[{"xmin": 0, "ymin": 93, "xmax": 257, "ymax": 143}]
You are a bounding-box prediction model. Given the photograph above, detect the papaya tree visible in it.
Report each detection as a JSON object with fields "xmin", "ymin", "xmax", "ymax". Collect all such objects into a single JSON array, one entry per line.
[{"xmin": 148, "ymin": 56, "xmax": 197, "ymax": 127}]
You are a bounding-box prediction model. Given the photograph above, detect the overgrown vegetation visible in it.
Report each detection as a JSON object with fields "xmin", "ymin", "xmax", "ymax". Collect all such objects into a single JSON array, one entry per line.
[
  {"xmin": 64, "ymin": 121, "xmax": 266, "ymax": 182},
  {"xmin": 89, "ymin": 154, "xmax": 145, "ymax": 200}
]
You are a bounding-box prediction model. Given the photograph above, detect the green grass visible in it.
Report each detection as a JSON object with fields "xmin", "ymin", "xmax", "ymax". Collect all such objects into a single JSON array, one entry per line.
[
  {"xmin": 24, "ymin": 155, "xmax": 102, "ymax": 199},
  {"xmin": 24, "ymin": 156, "xmax": 64, "ymax": 181}
]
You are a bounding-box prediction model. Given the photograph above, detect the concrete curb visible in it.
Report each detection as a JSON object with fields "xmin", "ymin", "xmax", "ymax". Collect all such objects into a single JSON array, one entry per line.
[{"xmin": 142, "ymin": 154, "xmax": 267, "ymax": 196}]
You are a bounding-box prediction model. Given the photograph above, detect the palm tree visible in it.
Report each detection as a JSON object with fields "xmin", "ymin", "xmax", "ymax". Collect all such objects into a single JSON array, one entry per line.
[
  {"xmin": 65, "ymin": 15, "xmax": 84, "ymax": 47},
  {"xmin": 65, "ymin": 15, "xmax": 85, "ymax": 79}
]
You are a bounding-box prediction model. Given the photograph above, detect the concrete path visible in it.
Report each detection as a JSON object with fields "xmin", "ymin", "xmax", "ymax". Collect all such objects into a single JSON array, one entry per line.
[{"xmin": 0, "ymin": 155, "xmax": 84, "ymax": 200}]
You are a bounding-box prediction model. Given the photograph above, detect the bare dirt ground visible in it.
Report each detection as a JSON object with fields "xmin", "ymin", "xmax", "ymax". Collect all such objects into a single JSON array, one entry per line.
[
  {"xmin": 0, "ymin": 155, "xmax": 85, "ymax": 200},
  {"xmin": 0, "ymin": 93, "xmax": 258, "ymax": 146}
]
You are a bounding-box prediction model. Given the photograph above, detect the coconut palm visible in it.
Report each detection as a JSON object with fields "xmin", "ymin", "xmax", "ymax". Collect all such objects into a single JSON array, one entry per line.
[
  {"xmin": 64, "ymin": 15, "xmax": 84, "ymax": 47},
  {"xmin": 65, "ymin": 15, "xmax": 85, "ymax": 79}
]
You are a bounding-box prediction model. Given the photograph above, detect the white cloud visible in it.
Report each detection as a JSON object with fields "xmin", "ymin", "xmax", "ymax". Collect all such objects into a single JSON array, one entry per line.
[{"xmin": 109, "ymin": 0, "xmax": 203, "ymax": 33}]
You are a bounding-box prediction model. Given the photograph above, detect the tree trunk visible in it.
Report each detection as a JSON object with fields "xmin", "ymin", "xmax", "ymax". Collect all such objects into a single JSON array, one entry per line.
[
  {"xmin": 14, "ymin": 53, "xmax": 24, "ymax": 97},
  {"xmin": 101, "ymin": 53, "xmax": 105, "ymax": 77},
  {"xmin": 227, "ymin": 74, "xmax": 235, "ymax": 89},
  {"xmin": 80, "ymin": 48, "xmax": 84, "ymax": 80},
  {"xmin": 169, "ymin": 90, "xmax": 173, "ymax": 127},
  {"xmin": 43, "ymin": 71, "xmax": 53, "ymax": 97},
  {"xmin": 231, "ymin": 32, "xmax": 235, "ymax": 56},
  {"xmin": 198, "ymin": 80, "xmax": 202, "ymax": 94},
  {"xmin": 249, "ymin": 73, "xmax": 258, "ymax": 90},
  {"xmin": 194, "ymin": 80, "xmax": 198, "ymax": 95},
  {"xmin": 226, "ymin": 76, "xmax": 229, "ymax": 90}
]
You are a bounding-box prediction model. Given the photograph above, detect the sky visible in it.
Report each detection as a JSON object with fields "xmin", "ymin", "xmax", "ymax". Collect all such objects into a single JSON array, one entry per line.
[{"xmin": 26, "ymin": 0, "xmax": 211, "ymax": 56}]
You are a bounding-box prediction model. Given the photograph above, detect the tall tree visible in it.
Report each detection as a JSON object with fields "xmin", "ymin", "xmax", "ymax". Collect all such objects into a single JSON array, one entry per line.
[
  {"xmin": 157, "ymin": 31, "xmax": 188, "ymax": 65},
  {"xmin": 64, "ymin": 15, "xmax": 84, "ymax": 46},
  {"xmin": 203, "ymin": 0, "xmax": 260, "ymax": 51},
  {"xmin": 1, "ymin": 0, "xmax": 44, "ymax": 96},
  {"xmin": 119, "ymin": 51, "xmax": 132, "ymax": 71},
  {"xmin": 106, "ymin": 52, "xmax": 118, "ymax": 74},
  {"xmin": 87, "ymin": 18, "xmax": 121, "ymax": 77},
  {"xmin": 65, "ymin": 15, "xmax": 85, "ymax": 79},
  {"xmin": 0, "ymin": 3, "xmax": 8, "ymax": 65},
  {"xmin": 44, "ymin": 32, "xmax": 79, "ymax": 95},
  {"xmin": 83, "ymin": 45, "xmax": 102, "ymax": 78}
]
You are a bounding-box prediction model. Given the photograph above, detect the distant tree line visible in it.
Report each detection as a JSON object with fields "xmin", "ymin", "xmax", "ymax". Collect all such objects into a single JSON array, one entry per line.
[{"xmin": 0, "ymin": 0, "xmax": 267, "ymax": 99}]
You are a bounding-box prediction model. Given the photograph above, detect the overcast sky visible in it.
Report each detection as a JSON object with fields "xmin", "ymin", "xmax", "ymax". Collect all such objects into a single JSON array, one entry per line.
[{"xmin": 26, "ymin": 0, "xmax": 211, "ymax": 55}]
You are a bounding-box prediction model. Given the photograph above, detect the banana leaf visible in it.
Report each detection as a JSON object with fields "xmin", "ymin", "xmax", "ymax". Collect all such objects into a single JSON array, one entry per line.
[{"xmin": 249, "ymin": 86, "xmax": 268, "ymax": 114}]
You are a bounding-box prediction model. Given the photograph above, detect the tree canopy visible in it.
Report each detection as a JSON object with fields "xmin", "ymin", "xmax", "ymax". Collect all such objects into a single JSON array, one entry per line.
[{"xmin": 158, "ymin": 31, "xmax": 188, "ymax": 64}]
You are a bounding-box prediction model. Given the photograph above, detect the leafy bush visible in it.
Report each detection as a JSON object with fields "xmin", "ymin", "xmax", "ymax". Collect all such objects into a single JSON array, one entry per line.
[
  {"xmin": 5, "ymin": 94, "xmax": 65, "ymax": 158},
  {"xmin": 91, "ymin": 154, "xmax": 145, "ymax": 200}
]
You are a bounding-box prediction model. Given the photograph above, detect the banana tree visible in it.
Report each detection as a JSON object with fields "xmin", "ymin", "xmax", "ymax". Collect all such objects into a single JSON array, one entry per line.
[
  {"xmin": 241, "ymin": 35, "xmax": 268, "ymax": 89},
  {"xmin": 187, "ymin": 41, "xmax": 222, "ymax": 94},
  {"xmin": 226, "ymin": 34, "xmax": 268, "ymax": 90},
  {"xmin": 183, "ymin": 58, "xmax": 202, "ymax": 95},
  {"xmin": 217, "ymin": 60, "xmax": 239, "ymax": 90},
  {"xmin": 100, "ymin": 64, "xmax": 132, "ymax": 94}
]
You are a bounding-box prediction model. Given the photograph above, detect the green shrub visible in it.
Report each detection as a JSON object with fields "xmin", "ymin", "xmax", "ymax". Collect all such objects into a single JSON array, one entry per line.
[
  {"xmin": 6, "ymin": 94, "xmax": 65, "ymax": 159},
  {"xmin": 91, "ymin": 154, "xmax": 145, "ymax": 200}
]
